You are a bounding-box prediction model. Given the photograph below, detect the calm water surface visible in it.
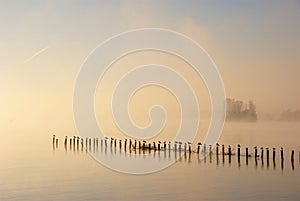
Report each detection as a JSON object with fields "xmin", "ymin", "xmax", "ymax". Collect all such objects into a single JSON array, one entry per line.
[{"xmin": 0, "ymin": 121, "xmax": 299, "ymax": 201}]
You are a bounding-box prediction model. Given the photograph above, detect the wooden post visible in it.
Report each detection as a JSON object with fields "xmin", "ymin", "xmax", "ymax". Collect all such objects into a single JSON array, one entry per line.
[
  {"xmin": 261, "ymin": 147, "xmax": 264, "ymax": 159},
  {"xmin": 281, "ymin": 147, "xmax": 284, "ymax": 161},
  {"xmin": 254, "ymin": 146, "xmax": 258, "ymax": 158},
  {"xmin": 222, "ymin": 145, "xmax": 225, "ymax": 157},
  {"xmin": 197, "ymin": 142, "xmax": 201, "ymax": 154},
  {"xmin": 228, "ymin": 145, "xmax": 232, "ymax": 156}
]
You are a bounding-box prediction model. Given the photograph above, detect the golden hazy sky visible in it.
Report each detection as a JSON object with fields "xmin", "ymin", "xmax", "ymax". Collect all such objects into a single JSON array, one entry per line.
[{"xmin": 0, "ymin": 1, "xmax": 299, "ymax": 133}]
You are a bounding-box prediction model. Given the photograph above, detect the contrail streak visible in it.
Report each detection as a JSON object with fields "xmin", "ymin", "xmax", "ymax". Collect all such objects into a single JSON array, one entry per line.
[{"xmin": 23, "ymin": 46, "xmax": 50, "ymax": 64}]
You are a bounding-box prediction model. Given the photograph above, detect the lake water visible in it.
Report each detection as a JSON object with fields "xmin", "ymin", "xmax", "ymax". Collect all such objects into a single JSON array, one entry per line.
[{"xmin": 0, "ymin": 121, "xmax": 299, "ymax": 201}]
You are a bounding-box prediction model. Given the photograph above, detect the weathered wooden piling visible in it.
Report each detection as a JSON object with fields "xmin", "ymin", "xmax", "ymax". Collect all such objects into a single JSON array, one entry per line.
[
  {"xmin": 266, "ymin": 148, "xmax": 269, "ymax": 161},
  {"xmin": 216, "ymin": 143, "xmax": 219, "ymax": 155},
  {"xmin": 105, "ymin": 137, "xmax": 108, "ymax": 147},
  {"xmin": 119, "ymin": 140, "xmax": 122, "ymax": 149},
  {"xmin": 246, "ymin": 150, "xmax": 249, "ymax": 166},
  {"xmin": 129, "ymin": 139, "xmax": 132, "ymax": 149},
  {"xmin": 111, "ymin": 138, "xmax": 115, "ymax": 147},
  {"xmin": 254, "ymin": 146, "xmax": 258, "ymax": 158},
  {"xmin": 64, "ymin": 136, "xmax": 67, "ymax": 146},
  {"xmin": 261, "ymin": 147, "xmax": 264, "ymax": 159},
  {"xmin": 228, "ymin": 146, "xmax": 232, "ymax": 165},
  {"xmin": 222, "ymin": 144, "xmax": 225, "ymax": 157},
  {"xmin": 197, "ymin": 142, "xmax": 201, "ymax": 154},
  {"xmin": 76, "ymin": 138, "xmax": 80, "ymax": 150},
  {"xmin": 228, "ymin": 145, "xmax": 232, "ymax": 156},
  {"xmin": 73, "ymin": 136, "xmax": 76, "ymax": 147},
  {"xmin": 273, "ymin": 148, "xmax": 276, "ymax": 160},
  {"xmin": 52, "ymin": 134, "xmax": 56, "ymax": 144},
  {"xmin": 153, "ymin": 142, "xmax": 156, "ymax": 151},
  {"xmin": 291, "ymin": 150, "xmax": 295, "ymax": 170},
  {"xmin": 281, "ymin": 147, "xmax": 284, "ymax": 161},
  {"xmin": 237, "ymin": 144, "xmax": 241, "ymax": 159}
]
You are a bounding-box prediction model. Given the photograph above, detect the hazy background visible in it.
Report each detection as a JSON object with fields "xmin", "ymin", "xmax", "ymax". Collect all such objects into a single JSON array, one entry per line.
[{"xmin": 0, "ymin": 0, "xmax": 299, "ymax": 137}]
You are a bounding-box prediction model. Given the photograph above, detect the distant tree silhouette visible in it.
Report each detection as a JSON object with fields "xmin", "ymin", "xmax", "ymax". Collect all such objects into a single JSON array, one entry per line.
[{"xmin": 226, "ymin": 98, "xmax": 257, "ymax": 122}]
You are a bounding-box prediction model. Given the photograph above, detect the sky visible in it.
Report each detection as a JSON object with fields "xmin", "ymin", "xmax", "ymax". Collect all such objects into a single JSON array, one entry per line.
[{"xmin": 0, "ymin": 0, "xmax": 299, "ymax": 135}]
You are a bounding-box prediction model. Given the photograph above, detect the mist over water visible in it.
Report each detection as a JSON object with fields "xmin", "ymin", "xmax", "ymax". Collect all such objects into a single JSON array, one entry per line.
[{"xmin": 0, "ymin": 120, "xmax": 299, "ymax": 201}]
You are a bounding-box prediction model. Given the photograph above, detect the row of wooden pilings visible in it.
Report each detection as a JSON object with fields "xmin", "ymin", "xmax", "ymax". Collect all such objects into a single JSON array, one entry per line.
[{"xmin": 52, "ymin": 135, "xmax": 298, "ymax": 163}]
